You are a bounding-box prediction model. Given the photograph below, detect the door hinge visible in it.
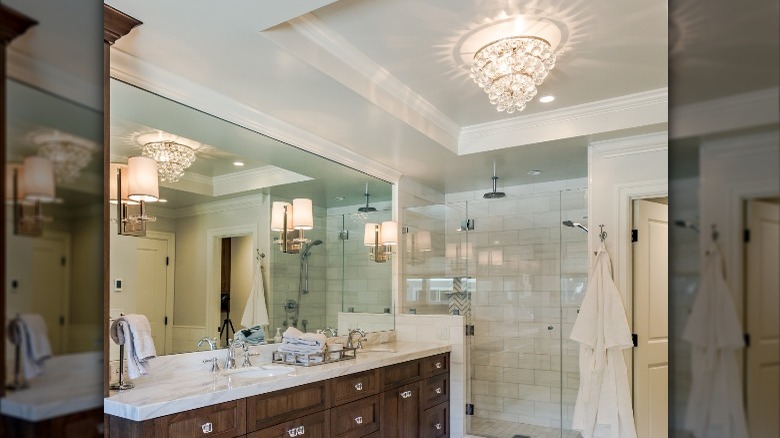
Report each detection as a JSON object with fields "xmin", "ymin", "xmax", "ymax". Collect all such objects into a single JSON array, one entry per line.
[
  {"xmin": 465, "ymin": 403, "xmax": 474, "ymax": 416},
  {"xmin": 631, "ymin": 229, "xmax": 638, "ymax": 243},
  {"xmin": 164, "ymin": 316, "xmax": 168, "ymax": 326},
  {"xmin": 744, "ymin": 229, "xmax": 751, "ymax": 243},
  {"xmin": 59, "ymin": 316, "xmax": 65, "ymax": 326},
  {"xmin": 744, "ymin": 333, "xmax": 750, "ymax": 347},
  {"xmin": 61, "ymin": 256, "xmax": 66, "ymax": 266},
  {"xmin": 465, "ymin": 324, "xmax": 475, "ymax": 336},
  {"xmin": 166, "ymin": 256, "xmax": 169, "ymax": 266},
  {"xmin": 632, "ymin": 333, "xmax": 638, "ymax": 347},
  {"xmin": 459, "ymin": 219, "xmax": 475, "ymax": 231}
]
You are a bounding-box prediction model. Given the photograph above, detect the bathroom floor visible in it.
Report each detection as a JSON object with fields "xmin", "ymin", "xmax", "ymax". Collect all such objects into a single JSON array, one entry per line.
[{"xmin": 469, "ymin": 417, "xmax": 583, "ymax": 438}]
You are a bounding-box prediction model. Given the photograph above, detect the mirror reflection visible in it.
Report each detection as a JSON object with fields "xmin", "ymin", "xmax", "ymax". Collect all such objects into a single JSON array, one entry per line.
[
  {"xmin": 4, "ymin": 79, "xmax": 103, "ymax": 378},
  {"xmin": 109, "ymin": 79, "xmax": 394, "ymax": 358}
]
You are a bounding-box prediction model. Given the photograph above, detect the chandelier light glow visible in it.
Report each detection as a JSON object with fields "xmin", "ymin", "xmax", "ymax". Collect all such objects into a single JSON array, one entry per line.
[
  {"xmin": 142, "ymin": 141, "xmax": 196, "ymax": 183},
  {"xmin": 470, "ymin": 36, "xmax": 556, "ymax": 113},
  {"xmin": 33, "ymin": 132, "xmax": 96, "ymax": 184}
]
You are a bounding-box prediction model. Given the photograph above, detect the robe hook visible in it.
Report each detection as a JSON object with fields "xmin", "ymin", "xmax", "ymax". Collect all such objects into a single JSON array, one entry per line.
[
  {"xmin": 710, "ymin": 224, "xmax": 718, "ymax": 242},
  {"xmin": 598, "ymin": 225, "xmax": 607, "ymax": 242}
]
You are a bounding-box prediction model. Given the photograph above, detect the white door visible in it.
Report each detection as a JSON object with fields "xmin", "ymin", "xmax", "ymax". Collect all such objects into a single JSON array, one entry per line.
[
  {"xmin": 632, "ymin": 199, "xmax": 668, "ymax": 438},
  {"xmin": 29, "ymin": 232, "xmax": 70, "ymax": 355},
  {"xmin": 745, "ymin": 199, "xmax": 779, "ymax": 437},
  {"xmin": 135, "ymin": 236, "xmax": 170, "ymax": 355}
]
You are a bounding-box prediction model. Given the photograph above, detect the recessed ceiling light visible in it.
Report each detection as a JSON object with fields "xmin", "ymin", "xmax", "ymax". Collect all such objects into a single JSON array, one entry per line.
[
  {"xmin": 527, "ymin": 169, "xmax": 543, "ymax": 176},
  {"xmin": 335, "ymin": 196, "xmax": 346, "ymax": 201},
  {"xmin": 233, "ymin": 161, "xmax": 245, "ymax": 167},
  {"xmin": 539, "ymin": 95, "xmax": 555, "ymax": 103}
]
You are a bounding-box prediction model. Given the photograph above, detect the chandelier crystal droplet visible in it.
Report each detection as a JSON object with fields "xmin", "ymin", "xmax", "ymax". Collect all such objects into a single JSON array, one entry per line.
[
  {"xmin": 470, "ymin": 36, "xmax": 556, "ymax": 114},
  {"xmin": 142, "ymin": 141, "xmax": 196, "ymax": 183}
]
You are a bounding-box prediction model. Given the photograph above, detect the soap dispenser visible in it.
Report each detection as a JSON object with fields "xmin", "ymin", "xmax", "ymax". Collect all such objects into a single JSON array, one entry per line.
[{"xmin": 274, "ymin": 327, "xmax": 282, "ymax": 343}]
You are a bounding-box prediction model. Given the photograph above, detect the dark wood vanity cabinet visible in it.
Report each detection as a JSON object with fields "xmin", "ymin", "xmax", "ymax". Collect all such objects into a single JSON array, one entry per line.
[{"xmin": 107, "ymin": 352, "xmax": 450, "ymax": 438}]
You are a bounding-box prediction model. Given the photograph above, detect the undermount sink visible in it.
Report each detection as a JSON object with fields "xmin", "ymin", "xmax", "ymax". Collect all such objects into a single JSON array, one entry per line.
[{"xmin": 221, "ymin": 365, "xmax": 294, "ymax": 378}]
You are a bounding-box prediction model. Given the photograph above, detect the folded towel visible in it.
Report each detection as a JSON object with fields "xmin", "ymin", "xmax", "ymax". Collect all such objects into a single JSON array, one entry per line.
[
  {"xmin": 6, "ymin": 314, "xmax": 52, "ymax": 379},
  {"xmin": 235, "ymin": 325, "xmax": 266, "ymax": 345},
  {"xmin": 110, "ymin": 314, "xmax": 157, "ymax": 379},
  {"xmin": 278, "ymin": 342, "xmax": 325, "ymax": 355},
  {"xmin": 282, "ymin": 327, "xmax": 327, "ymax": 347}
]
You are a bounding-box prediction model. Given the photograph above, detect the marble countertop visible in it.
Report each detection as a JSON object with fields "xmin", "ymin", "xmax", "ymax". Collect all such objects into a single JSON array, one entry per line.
[
  {"xmin": 104, "ymin": 341, "xmax": 450, "ymax": 421},
  {"xmin": 1, "ymin": 351, "xmax": 104, "ymax": 421}
]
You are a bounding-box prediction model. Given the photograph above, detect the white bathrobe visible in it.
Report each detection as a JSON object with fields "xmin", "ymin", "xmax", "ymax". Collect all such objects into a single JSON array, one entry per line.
[
  {"xmin": 682, "ymin": 245, "xmax": 748, "ymax": 438},
  {"xmin": 240, "ymin": 261, "xmax": 270, "ymax": 329},
  {"xmin": 570, "ymin": 243, "xmax": 637, "ymax": 438}
]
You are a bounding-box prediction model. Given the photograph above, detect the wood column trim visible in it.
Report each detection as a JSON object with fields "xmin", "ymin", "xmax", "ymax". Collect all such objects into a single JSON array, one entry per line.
[
  {"xmin": 0, "ymin": 4, "xmax": 36, "ymax": 402},
  {"xmin": 103, "ymin": 4, "xmax": 142, "ymax": 399}
]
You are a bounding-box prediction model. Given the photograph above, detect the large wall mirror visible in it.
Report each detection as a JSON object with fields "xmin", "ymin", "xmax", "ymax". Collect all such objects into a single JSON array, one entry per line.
[
  {"xmin": 109, "ymin": 79, "xmax": 394, "ymax": 359},
  {"xmin": 5, "ymin": 78, "xmax": 103, "ymax": 359}
]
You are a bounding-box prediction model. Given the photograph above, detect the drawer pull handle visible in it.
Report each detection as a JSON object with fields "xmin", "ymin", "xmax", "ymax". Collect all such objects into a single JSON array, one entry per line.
[
  {"xmin": 355, "ymin": 416, "xmax": 363, "ymax": 424},
  {"xmin": 354, "ymin": 382, "xmax": 363, "ymax": 391},
  {"xmin": 287, "ymin": 425, "xmax": 305, "ymax": 437},
  {"xmin": 435, "ymin": 423, "xmax": 442, "ymax": 430},
  {"xmin": 435, "ymin": 387, "xmax": 442, "ymax": 394},
  {"xmin": 201, "ymin": 422, "xmax": 213, "ymax": 434},
  {"xmin": 435, "ymin": 362, "xmax": 442, "ymax": 369},
  {"xmin": 401, "ymin": 390, "xmax": 412, "ymax": 399}
]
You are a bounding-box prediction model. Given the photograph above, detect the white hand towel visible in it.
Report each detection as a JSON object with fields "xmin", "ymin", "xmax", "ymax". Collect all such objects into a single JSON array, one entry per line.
[
  {"xmin": 240, "ymin": 262, "xmax": 269, "ymax": 329},
  {"xmin": 282, "ymin": 327, "xmax": 327, "ymax": 346},
  {"xmin": 6, "ymin": 314, "xmax": 52, "ymax": 379},
  {"xmin": 110, "ymin": 314, "xmax": 157, "ymax": 379}
]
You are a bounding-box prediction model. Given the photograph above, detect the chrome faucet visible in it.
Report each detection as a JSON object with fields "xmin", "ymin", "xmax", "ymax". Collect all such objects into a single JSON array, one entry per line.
[
  {"xmin": 240, "ymin": 343, "xmax": 258, "ymax": 367},
  {"xmin": 322, "ymin": 327, "xmax": 338, "ymax": 337},
  {"xmin": 347, "ymin": 328, "xmax": 367, "ymax": 350},
  {"xmin": 224, "ymin": 340, "xmax": 244, "ymax": 370},
  {"xmin": 198, "ymin": 337, "xmax": 218, "ymax": 351}
]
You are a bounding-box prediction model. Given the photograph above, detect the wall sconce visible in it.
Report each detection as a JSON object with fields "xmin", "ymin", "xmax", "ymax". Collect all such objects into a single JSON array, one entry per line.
[
  {"xmin": 271, "ymin": 198, "xmax": 313, "ymax": 254},
  {"xmin": 7, "ymin": 157, "xmax": 55, "ymax": 236},
  {"xmin": 112, "ymin": 156, "xmax": 158, "ymax": 237},
  {"xmin": 364, "ymin": 220, "xmax": 398, "ymax": 263}
]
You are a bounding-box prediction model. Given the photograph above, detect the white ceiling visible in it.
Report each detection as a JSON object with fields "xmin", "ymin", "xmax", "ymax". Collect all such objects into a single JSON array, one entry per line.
[{"xmin": 101, "ymin": 0, "xmax": 668, "ymax": 193}]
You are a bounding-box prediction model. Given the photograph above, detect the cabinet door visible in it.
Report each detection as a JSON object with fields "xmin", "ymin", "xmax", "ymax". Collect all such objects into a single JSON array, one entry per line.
[
  {"xmin": 330, "ymin": 394, "xmax": 380, "ymax": 437},
  {"xmin": 421, "ymin": 373, "xmax": 449, "ymax": 410},
  {"xmin": 331, "ymin": 369, "xmax": 380, "ymax": 406},
  {"xmin": 247, "ymin": 411, "xmax": 329, "ymax": 438},
  {"xmin": 153, "ymin": 399, "xmax": 246, "ymax": 438},
  {"xmin": 420, "ymin": 402, "xmax": 449, "ymax": 438},
  {"xmin": 380, "ymin": 381, "xmax": 421, "ymax": 438},
  {"xmin": 381, "ymin": 359, "xmax": 422, "ymax": 391},
  {"xmin": 247, "ymin": 380, "xmax": 330, "ymax": 432}
]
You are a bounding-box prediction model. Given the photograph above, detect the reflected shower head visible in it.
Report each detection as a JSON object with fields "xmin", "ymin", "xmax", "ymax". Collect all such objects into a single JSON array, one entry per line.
[
  {"xmin": 358, "ymin": 182, "xmax": 377, "ymax": 212},
  {"xmin": 562, "ymin": 220, "xmax": 589, "ymax": 233},
  {"xmin": 301, "ymin": 239, "xmax": 323, "ymax": 257},
  {"xmin": 483, "ymin": 163, "xmax": 506, "ymax": 199},
  {"xmin": 674, "ymin": 220, "xmax": 700, "ymax": 232}
]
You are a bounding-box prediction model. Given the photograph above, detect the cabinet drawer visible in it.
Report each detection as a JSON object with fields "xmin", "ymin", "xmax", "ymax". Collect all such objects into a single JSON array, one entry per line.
[
  {"xmin": 420, "ymin": 401, "xmax": 449, "ymax": 438},
  {"xmin": 330, "ymin": 394, "xmax": 380, "ymax": 438},
  {"xmin": 247, "ymin": 411, "xmax": 329, "ymax": 438},
  {"xmin": 381, "ymin": 359, "xmax": 422, "ymax": 390},
  {"xmin": 421, "ymin": 353, "xmax": 449, "ymax": 378},
  {"xmin": 247, "ymin": 381, "xmax": 330, "ymax": 432},
  {"xmin": 331, "ymin": 369, "xmax": 380, "ymax": 406},
  {"xmin": 422, "ymin": 373, "xmax": 450, "ymax": 409},
  {"xmin": 152, "ymin": 399, "xmax": 246, "ymax": 438}
]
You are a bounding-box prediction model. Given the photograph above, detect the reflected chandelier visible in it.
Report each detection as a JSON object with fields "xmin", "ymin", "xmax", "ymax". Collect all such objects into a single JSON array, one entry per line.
[
  {"xmin": 470, "ymin": 36, "xmax": 556, "ymax": 113},
  {"xmin": 33, "ymin": 132, "xmax": 96, "ymax": 184},
  {"xmin": 142, "ymin": 140, "xmax": 196, "ymax": 183}
]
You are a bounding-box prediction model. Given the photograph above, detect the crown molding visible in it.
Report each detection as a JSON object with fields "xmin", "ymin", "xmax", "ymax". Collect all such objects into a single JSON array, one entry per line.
[
  {"xmin": 669, "ymin": 88, "xmax": 780, "ymax": 140},
  {"xmin": 110, "ymin": 48, "xmax": 403, "ymax": 184},
  {"xmin": 173, "ymin": 193, "xmax": 265, "ymax": 219},
  {"xmin": 459, "ymin": 88, "xmax": 668, "ymax": 155},
  {"xmin": 589, "ymin": 131, "xmax": 668, "ymax": 158},
  {"xmin": 282, "ymin": 14, "xmax": 461, "ymax": 152}
]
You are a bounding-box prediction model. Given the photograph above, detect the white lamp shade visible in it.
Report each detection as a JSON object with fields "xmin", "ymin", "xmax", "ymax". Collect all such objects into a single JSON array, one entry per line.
[
  {"xmin": 271, "ymin": 202, "xmax": 292, "ymax": 231},
  {"xmin": 6, "ymin": 164, "xmax": 25, "ymax": 201},
  {"xmin": 292, "ymin": 198, "xmax": 313, "ymax": 230},
  {"xmin": 478, "ymin": 250, "xmax": 489, "ymax": 266},
  {"xmin": 109, "ymin": 163, "xmax": 137, "ymax": 204},
  {"xmin": 445, "ymin": 243, "xmax": 456, "ymax": 259},
  {"xmin": 364, "ymin": 223, "xmax": 378, "ymax": 246},
  {"xmin": 127, "ymin": 156, "xmax": 159, "ymax": 202},
  {"xmin": 417, "ymin": 231, "xmax": 431, "ymax": 252},
  {"xmin": 22, "ymin": 156, "xmax": 55, "ymax": 202},
  {"xmin": 491, "ymin": 249, "xmax": 503, "ymax": 266},
  {"xmin": 380, "ymin": 221, "xmax": 398, "ymax": 245}
]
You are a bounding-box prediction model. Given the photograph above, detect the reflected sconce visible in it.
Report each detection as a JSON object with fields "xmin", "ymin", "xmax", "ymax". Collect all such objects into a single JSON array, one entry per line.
[
  {"xmin": 7, "ymin": 156, "xmax": 56, "ymax": 236},
  {"xmin": 112, "ymin": 156, "xmax": 158, "ymax": 237},
  {"xmin": 404, "ymin": 229, "xmax": 432, "ymax": 254},
  {"xmin": 272, "ymin": 198, "xmax": 313, "ymax": 254},
  {"xmin": 364, "ymin": 220, "xmax": 398, "ymax": 263}
]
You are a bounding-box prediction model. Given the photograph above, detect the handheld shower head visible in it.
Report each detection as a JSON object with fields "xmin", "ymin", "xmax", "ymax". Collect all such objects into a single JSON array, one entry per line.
[
  {"xmin": 562, "ymin": 220, "xmax": 589, "ymax": 233},
  {"xmin": 301, "ymin": 239, "xmax": 323, "ymax": 257}
]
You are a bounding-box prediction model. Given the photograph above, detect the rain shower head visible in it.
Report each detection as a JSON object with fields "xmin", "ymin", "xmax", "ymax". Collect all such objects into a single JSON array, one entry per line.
[
  {"xmin": 358, "ymin": 182, "xmax": 377, "ymax": 212},
  {"xmin": 563, "ymin": 220, "xmax": 589, "ymax": 233},
  {"xmin": 483, "ymin": 163, "xmax": 506, "ymax": 199}
]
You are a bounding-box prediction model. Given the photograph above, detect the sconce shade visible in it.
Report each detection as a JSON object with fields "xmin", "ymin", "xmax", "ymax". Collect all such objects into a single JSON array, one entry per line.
[
  {"xmin": 271, "ymin": 201, "xmax": 292, "ymax": 231},
  {"xmin": 292, "ymin": 198, "xmax": 313, "ymax": 230},
  {"xmin": 22, "ymin": 156, "xmax": 55, "ymax": 202},
  {"xmin": 417, "ymin": 230, "xmax": 431, "ymax": 252},
  {"xmin": 364, "ymin": 223, "xmax": 378, "ymax": 246},
  {"xmin": 109, "ymin": 163, "xmax": 136, "ymax": 205},
  {"xmin": 127, "ymin": 156, "xmax": 159, "ymax": 202},
  {"xmin": 380, "ymin": 221, "xmax": 398, "ymax": 245},
  {"xmin": 6, "ymin": 164, "xmax": 25, "ymax": 201}
]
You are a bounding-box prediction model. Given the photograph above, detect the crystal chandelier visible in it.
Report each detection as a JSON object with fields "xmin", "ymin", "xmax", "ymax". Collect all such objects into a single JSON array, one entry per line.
[
  {"xmin": 33, "ymin": 132, "xmax": 96, "ymax": 184},
  {"xmin": 142, "ymin": 141, "xmax": 196, "ymax": 183},
  {"xmin": 471, "ymin": 36, "xmax": 556, "ymax": 113}
]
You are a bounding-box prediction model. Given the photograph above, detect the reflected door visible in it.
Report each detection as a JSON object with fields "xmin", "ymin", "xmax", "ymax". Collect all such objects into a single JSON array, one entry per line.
[
  {"xmin": 632, "ymin": 199, "xmax": 668, "ymax": 438},
  {"xmin": 30, "ymin": 232, "xmax": 70, "ymax": 355},
  {"xmin": 745, "ymin": 200, "xmax": 780, "ymax": 437},
  {"xmin": 135, "ymin": 236, "xmax": 170, "ymax": 355}
]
